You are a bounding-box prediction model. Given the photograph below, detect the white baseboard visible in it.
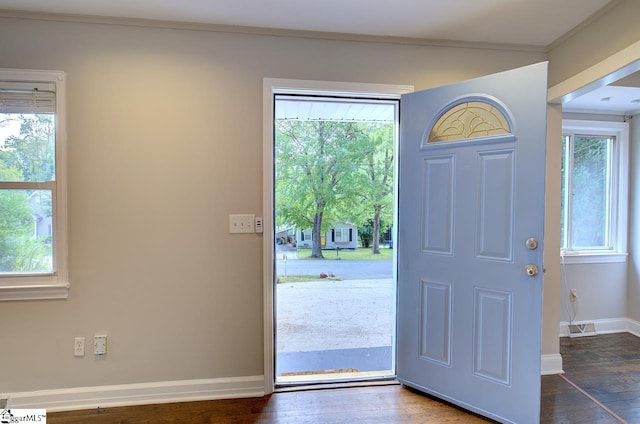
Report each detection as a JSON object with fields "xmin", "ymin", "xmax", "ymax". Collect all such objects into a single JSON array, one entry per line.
[
  {"xmin": 541, "ymin": 354, "xmax": 563, "ymax": 375},
  {"xmin": 629, "ymin": 319, "xmax": 640, "ymax": 337},
  {"xmin": 560, "ymin": 318, "xmax": 640, "ymax": 337},
  {"xmin": 6, "ymin": 375, "xmax": 264, "ymax": 413}
]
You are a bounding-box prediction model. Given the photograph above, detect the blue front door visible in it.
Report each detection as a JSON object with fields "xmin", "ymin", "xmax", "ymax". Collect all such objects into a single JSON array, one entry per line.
[{"xmin": 397, "ymin": 62, "xmax": 547, "ymax": 424}]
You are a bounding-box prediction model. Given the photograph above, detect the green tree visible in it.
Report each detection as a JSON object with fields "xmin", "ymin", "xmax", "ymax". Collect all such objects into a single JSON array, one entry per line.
[
  {"xmin": 0, "ymin": 113, "xmax": 54, "ymax": 272},
  {"xmin": 359, "ymin": 220, "xmax": 373, "ymax": 248},
  {"xmin": 571, "ymin": 136, "xmax": 608, "ymax": 247},
  {"xmin": 275, "ymin": 120, "xmax": 367, "ymax": 258},
  {"xmin": 355, "ymin": 124, "xmax": 394, "ymax": 254},
  {"xmin": 1, "ymin": 114, "xmax": 55, "ymax": 182},
  {"xmin": 561, "ymin": 135, "xmax": 610, "ymax": 249},
  {"xmin": 0, "ymin": 164, "xmax": 45, "ymax": 272}
]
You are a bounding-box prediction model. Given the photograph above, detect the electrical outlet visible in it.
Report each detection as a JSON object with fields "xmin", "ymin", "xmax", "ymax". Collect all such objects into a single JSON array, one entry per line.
[
  {"xmin": 569, "ymin": 289, "xmax": 577, "ymax": 302},
  {"xmin": 74, "ymin": 337, "xmax": 85, "ymax": 357}
]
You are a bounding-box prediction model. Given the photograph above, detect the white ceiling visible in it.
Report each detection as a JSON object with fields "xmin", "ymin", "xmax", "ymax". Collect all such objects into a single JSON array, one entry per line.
[
  {"xmin": 0, "ymin": 0, "xmax": 614, "ymax": 47},
  {"xmin": 562, "ymin": 85, "xmax": 640, "ymax": 116},
  {"xmin": 0, "ymin": 0, "xmax": 634, "ymax": 114}
]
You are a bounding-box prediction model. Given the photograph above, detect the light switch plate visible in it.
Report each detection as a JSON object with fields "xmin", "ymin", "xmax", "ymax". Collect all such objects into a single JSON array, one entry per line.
[{"xmin": 229, "ymin": 214, "xmax": 255, "ymax": 233}]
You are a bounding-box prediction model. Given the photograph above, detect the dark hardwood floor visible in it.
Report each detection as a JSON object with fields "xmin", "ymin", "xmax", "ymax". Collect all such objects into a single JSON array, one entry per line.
[
  {"xmin": 554, "ymin": 333, "xmax": 640, "ymax": 423},
  {"xmin": 48, "ymin": 384, "xmax": 493, "ymax": 423},
  {"xmin": 48, "ymin": 333, "xmax": 639, "ymax": 423}
]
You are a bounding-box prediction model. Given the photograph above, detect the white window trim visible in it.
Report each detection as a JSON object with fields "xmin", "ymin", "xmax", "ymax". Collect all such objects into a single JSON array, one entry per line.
[
  {"xmin": 300, "ymin": 229, "xmax": 311, "ymax": 242},
  {"xmin": 560, "ymin": 251, "xmax": 628, "ymax": 264},
  {"xmin": 0, "ymin": 68, "xmax": 69, "ymax": 301},
  {"xmin": 560, "ymin": 119, "xmax": 628, "ymax": 264}
]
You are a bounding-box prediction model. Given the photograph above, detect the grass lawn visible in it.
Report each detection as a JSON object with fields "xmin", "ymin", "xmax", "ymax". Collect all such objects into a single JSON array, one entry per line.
[
  {"xmin": 276, "ymin": 275, "xmax": 342, "ymax": 283},
  {"xmin": 297, "ymin": 247, "xmax": 392, "ymax": 261}
]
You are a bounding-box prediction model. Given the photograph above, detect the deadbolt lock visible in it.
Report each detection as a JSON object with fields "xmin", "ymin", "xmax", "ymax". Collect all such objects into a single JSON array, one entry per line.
[
  {"xmin": 525, "ymin": 238, "xmax": 538, "ymax": 250},
  {"xmin": 524, "ymin": 264, "xmax": 539, "ymax": 277}
]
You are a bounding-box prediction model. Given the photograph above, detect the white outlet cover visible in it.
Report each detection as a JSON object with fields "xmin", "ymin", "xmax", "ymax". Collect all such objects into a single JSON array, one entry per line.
[
  {"xmin": 74, "ymin": 337, "xmax": 85, "ymax": 357},
  {"xmin": 94, "ymin": 335, "xmax": 107, "ymax": 355}
]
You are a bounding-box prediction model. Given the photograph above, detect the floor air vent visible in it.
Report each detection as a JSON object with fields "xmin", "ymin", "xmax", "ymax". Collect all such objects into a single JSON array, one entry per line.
[{"xmin": 568, "ymin": 323, "xmax": 597, "ymax": 338}]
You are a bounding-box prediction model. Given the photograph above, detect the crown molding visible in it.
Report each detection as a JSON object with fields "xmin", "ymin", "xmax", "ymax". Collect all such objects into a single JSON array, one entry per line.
[
  {"xmin": 546, "ymin": 0, "xmax": 623, "ymax": 53},
  {"xmin": 0, "ymin": 9, "xmax": 546, "ymax": 53}
]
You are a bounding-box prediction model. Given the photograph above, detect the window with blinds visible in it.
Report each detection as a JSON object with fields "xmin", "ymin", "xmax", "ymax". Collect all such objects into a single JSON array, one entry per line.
[{"xmin": 0, "ymin": 69, "xmax": 68, "ymax": 300}]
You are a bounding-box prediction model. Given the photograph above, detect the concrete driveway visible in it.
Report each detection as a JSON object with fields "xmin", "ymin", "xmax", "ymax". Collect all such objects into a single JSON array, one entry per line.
[
  {"xmin": 274, "ymin": 246, "xmax": 395, "ymax": 375},
  {"xmin": 276, "ymin": 278, "xmax": 394, "ymax": 375},
  {"xmin": 276, "ymin": 278, "xmax": 394, "ymax": 352}
]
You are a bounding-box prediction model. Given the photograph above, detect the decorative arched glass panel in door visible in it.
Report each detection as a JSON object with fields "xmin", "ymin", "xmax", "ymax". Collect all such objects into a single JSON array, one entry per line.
[{"xmin": 426, "ymin": 96, "xmax": 515, "ymax": 144}]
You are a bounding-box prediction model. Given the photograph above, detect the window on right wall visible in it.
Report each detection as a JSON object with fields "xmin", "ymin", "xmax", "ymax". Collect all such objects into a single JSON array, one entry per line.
[{"xmin": 561, "ymin": 119, "xmax": 629, "ymax": 263}]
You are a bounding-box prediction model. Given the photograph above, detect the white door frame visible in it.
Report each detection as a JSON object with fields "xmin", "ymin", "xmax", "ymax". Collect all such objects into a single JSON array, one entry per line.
[{"xmin": 262, "ymin": 78, "xmax": 413, "ymax": 393}]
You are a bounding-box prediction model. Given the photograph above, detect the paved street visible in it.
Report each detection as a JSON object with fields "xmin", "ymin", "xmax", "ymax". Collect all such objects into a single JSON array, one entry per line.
[
  {"xmin": 275, "ymin": 254, "xmax": 393, "ymax": 280},
  {"xmin": 276, "ymin": 259, "xmax": 392, "ymax": 279}
]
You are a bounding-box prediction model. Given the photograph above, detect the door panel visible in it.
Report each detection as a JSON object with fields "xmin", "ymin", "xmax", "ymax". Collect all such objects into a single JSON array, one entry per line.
[
  {"xmin": 419, "ymin": 280, "xmax": 452, "ymax": 366},
  {"xmin": 422, "ymin": 156, "xmax": 454, "ymax": 254},
  {"xmin": 473, "ymin": 287, "xmax": 512, "ymax": 384},
  {"xmin": 476, "ymin": 150, "xmax": 514, "ymax": 260},
  {"xmin": 397, "ymin": 62, "xmax": 547, "ymax": 424}
]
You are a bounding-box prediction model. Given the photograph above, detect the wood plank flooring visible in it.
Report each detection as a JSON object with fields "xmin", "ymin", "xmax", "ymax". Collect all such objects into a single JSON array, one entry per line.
[
  {"xmin": 47, "ymin": 384, "xmax": 492, "ymax": 423},
  {"xmin": 556, "ymin": 333, "xmax": 640, "ymax": 423},
  {"xmin": 47, "ymin": 333, "xmax": 640, "ymax": 423},
  {"xmin": 541, "ymin": 375, "xmax": 621, "ymax": 423}
]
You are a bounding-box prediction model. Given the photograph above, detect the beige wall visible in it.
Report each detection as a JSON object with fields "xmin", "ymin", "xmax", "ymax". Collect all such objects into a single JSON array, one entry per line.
[
  {"xmin": 559, "ymin": 262, "xmax": 628, "ymax": 322},
  {"xmin": 542, "ymin": 104, "xmax": 562, "ymax": 355},
  {"xmin": 547, "ymin": 0, "xmax": 640, "ymax": 86},
  {"xmin": 0, "ymin": 16, "xmax": 545, "ymax": 393}
]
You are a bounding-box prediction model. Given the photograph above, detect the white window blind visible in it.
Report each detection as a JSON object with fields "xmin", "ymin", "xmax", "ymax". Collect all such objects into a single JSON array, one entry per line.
[{"xmin": 0, "ymin": 83, "xmax": 56, "ymax": 114}]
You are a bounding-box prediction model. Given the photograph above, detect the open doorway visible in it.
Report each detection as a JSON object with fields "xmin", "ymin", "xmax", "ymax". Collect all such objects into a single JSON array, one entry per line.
[
  {"xmin": 273, "ymin": 95, "xmax": 398, "ymax": 385},
  {"xmin": 546, "ymin": 55, "xmax": 640, "ymax": 421},
  {"xmin": 549, "ymin": 57, "xmax": 640, "ymax": 337}
]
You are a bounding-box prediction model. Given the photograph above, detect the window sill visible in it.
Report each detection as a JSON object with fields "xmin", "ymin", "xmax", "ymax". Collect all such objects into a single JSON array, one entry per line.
[
  {"xmin": 0, "ymin": 281, "xmax": 70, "ymax": 301},
  {"xmin": 560, "ymin": 252, "xmax": 627, "ymax": 264}
]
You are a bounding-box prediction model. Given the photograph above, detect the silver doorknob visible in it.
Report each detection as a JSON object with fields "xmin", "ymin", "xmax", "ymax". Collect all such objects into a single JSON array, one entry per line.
[
  {"xmin": 526, "ymin": 238, "xmax": 538, "ymax": 250},
  {"xmin": 525, "ymin": 264, "xmax": 538, "ymax": 277}
]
